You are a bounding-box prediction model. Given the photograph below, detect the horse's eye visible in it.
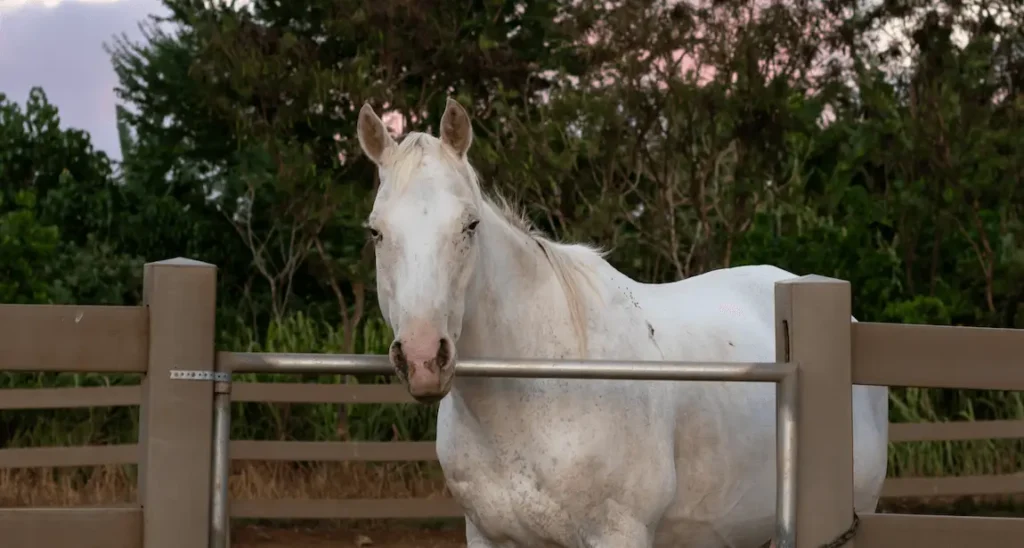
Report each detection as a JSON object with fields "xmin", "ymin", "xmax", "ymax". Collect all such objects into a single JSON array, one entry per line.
[{"xmin": 465, "ymin": 219, "xmax": 480, "ymax": 233}]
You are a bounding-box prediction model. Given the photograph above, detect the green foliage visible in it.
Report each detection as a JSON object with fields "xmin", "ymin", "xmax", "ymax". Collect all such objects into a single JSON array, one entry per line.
[
  {"xmin": 889, "ymin": 388, "xmax": 1024, "ymax": 478},
  {"xmin": 0, "ymin": 191, "xmax": 61, "ymax": 304},
  {"xmin": 221, "ymin": 313, "xmax": 435, "ymax": 444},
  {"xmin": 220, "ymin": 312, "xmax": 429, "ymax": 443}
]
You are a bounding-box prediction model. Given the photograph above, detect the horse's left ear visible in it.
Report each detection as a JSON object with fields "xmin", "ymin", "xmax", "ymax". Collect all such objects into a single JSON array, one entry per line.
[
  {"xmin": 357, "ymin": 102, "xmax": 397, "ymax": 164},
  {"xmin": 439, "ymin": 98, "xmax": 473, "ymax": 157}
]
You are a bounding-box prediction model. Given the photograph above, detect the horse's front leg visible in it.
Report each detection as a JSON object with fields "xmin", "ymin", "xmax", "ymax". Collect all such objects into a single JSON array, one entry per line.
[
  {"xmin": 576, "ymin": 499, "xmax": 655, "ymax": 548},
  {"xmin": 466, "ymin": 517, "xmax": 497, "ymax": 548}
]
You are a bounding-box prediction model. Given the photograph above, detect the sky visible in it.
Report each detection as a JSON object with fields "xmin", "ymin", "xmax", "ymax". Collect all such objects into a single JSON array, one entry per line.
[{"xmin": 0, "ymin": 0, "xmax": 168, "ymax": 160}]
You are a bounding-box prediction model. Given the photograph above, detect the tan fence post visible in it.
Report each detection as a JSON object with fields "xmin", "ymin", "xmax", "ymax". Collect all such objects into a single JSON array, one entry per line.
[
  {"xmin": 776, "ymin": 276, "xmax": 855, "ymax": 547},
  {"xmin": 138, "ymin": 258, "xmax": 218, "ymax": 548}
]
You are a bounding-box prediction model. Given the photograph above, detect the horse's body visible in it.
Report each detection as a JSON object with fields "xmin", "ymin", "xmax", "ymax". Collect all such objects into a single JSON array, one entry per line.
[
  {"xmin": 441, "ymin": 242, "xmax": 888, "ymax": 548},
  {"xmin": 356, "ymin": 98, "xmax": 889, "ymax": 548}
]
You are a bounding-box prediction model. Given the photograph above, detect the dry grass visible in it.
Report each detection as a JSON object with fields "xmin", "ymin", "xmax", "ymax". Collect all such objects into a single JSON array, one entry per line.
[
  {"xmin": 0, "ymin": 465, "xmax": 137, "ymax": 506},
  {"xmin": 0, "ymin": 461, "xmax": 449, "ymax": 507},
  {"xmin": 0, "ymin": 462, "xmax": 463, "ymax": 547},
  {"xmin": 230, "ymin": 461, "xmax": 448, "ymax": 501},
  {"xmin": 3, "ymin": 462, "xmax": 1021, "ymax": 527}
]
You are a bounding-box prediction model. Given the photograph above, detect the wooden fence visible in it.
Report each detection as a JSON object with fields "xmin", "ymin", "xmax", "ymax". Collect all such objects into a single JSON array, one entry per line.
[{"xmin": 0, "ymin": 258, "xmax": 1023, "ymax": 547}]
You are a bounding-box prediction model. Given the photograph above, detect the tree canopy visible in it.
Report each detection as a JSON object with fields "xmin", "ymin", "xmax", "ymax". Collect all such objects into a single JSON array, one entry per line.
[{"xmin": 2, "ymin": 0, "xmax": 1022, "ymax": 450}]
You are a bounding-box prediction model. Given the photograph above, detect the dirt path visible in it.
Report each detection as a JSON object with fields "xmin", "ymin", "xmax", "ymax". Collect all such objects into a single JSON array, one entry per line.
[{"xmin": 234, "ymin": 526, "xmax": 466, "ymax": 548}]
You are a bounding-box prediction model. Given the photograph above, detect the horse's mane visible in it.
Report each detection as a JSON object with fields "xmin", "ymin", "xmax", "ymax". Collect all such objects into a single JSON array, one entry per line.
[
  {"xmin": 388, "ymin": 131, "xmax": 605, "ymax": 355},
  {"xmin": 483, "ymin": 192, "xmax": 607, "ymax": 355}
]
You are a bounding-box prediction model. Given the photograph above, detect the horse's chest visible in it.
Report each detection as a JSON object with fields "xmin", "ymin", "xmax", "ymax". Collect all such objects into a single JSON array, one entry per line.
[
  {"xmin": 439, "ymin": 438, "xmax": 575, "ymax": 545},
  {"xmin": 436, "ymin": 406, "xmax": 588, "ymax": 545}
]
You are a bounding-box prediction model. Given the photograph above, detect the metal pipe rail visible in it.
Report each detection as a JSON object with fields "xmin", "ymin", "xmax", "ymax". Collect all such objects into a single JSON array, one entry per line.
[
  {"xmin": 218, "ymin": 351, "xmax": 795, "ymax": 382},
  {"xmin": 211, "ymin": 352, "xmax": 800, "ymax": 548}
]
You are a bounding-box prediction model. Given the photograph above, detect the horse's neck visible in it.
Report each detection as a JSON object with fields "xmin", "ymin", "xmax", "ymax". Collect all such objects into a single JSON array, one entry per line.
[
  {"xmin": 451, "ymin": 217, "xmax": 563, "ymax": 416},
  {"xmin": 456, "ymin": 206, "xmax": 582, "ymax": 372}
]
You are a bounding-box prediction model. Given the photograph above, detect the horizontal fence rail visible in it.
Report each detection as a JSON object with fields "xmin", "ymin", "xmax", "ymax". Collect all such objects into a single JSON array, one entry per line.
[
  {"xmin": 230, "ymin": 440, "xmax": 437, "ymax": 462},
  {"xmin": 0, "ymin": 385, "xmax": 142, "ymax": 409},
  {"xmin": 232, "ymin": 381, "xmax": 412, "ymax": 403},
  {"xmin": 852, "ymin": 322, "xmax": 1024, "ymax": 390},
  {"xmin": 0, "ymin": 505, "xmax": 142, "ymax": 548},
  {"xmin": 858, "ymin": 514, "xmax": 1024, "ymax": 547},
  {"xmin": 230, "ymin": 379, "xmax": 1024, "ymax": 441},
  {"xmin": 882, "ymin": 475, "xmax": 1024, "ymax": 498},
  {"xmin": 0, "ymin": 385, "xmax": 142, "ymax": 470},
  {"xmin": 219, "ymin": 351, "xmax": 798, "ymax": 381},
  {"xmin": 0, "ymin": 444, "xmax": 137, "ymax": 469},
  {"xmin": 889, "ymin": 419, "xmax": 1024, "ymax": 442},
  {"xmin": 0, "ymin": 305, "xmax": 148, "ymax": 373},
  {"xmin": 230, "ymin": 498, "xmax": 465, "ymax": 520}
]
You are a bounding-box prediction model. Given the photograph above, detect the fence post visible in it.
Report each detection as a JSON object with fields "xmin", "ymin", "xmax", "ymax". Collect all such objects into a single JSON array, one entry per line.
[
  {"xmin": 775, "ymin": 276, "xmax": 855, "ymax": 547},
  {"xmin": 138, "ymin": 258, "xmax": 218, "ymax": 548}
]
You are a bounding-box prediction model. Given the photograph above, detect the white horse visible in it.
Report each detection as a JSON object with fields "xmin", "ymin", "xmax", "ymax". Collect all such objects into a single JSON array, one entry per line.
[{"xmin": 356, "ymin": 97, "xmax": 889, "ymax": 548}]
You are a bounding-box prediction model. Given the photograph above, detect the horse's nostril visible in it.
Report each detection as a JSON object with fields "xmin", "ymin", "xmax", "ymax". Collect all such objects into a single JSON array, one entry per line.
[
  {"xmin": 390, "ymin": 341, "xmax": 409, "ymax": 376},
  {"xmin": 437, "ymin": 337, "xmax": 453, "ymax": 368}
]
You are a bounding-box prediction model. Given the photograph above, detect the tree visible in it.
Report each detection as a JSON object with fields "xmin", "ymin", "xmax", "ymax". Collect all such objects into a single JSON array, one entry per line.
[{"xmin": 0, "ymin": 88, "xmax": 143, "ymax": 305}]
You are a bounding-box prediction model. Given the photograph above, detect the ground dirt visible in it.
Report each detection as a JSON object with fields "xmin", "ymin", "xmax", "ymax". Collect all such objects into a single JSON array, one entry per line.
[
  {"xmin": 230, "ymin": 498, "xmax": 1024, "ymax": 547},
  {"xmin": 5, "ymin": 463, "xmax": 1021, "ymax": 548},
  {"xmin": 233, "ymin": 525, "xmax": 466, "ymax": 548}
]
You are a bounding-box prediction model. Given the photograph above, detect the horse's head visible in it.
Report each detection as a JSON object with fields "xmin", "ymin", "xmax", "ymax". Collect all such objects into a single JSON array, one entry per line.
[{"xmin": 357, "ymin": 98, "xmax": 482, "ymax": 403}]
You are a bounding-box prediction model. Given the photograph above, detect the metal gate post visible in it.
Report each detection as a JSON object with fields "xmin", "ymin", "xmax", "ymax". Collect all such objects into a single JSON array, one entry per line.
[{"xmin": 210, "ymin": 355, "xmax": 233, "ymax": 548}]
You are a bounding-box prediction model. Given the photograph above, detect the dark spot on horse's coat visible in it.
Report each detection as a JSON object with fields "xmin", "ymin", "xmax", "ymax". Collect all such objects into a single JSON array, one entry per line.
[
  {"xmin": 728, "ymin": 341, "xmax": 735, "ymax": 347},
  {"xmin": 647, "ymin": 320, "xmax": 665, "ymax": 359},
  {"xmin": 625, "ymin": 289, "xmax": 640, "ymax": 309}
]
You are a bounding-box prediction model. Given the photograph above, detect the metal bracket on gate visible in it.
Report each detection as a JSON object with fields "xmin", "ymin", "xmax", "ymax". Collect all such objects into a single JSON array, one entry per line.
[{"xmin": 170, "ymin": 369, "xmax": 231, "ymax": 383}]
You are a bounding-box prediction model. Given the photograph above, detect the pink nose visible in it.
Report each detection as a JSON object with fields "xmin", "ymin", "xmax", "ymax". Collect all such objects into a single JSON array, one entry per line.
[{"xmin": 389, "ymin": 330, "xmax": 454, "ymax": 400}]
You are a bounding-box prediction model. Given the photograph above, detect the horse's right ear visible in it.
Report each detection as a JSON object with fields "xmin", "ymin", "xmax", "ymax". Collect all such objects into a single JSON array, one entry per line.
[{"xmin": 357, "ymin": 103, "xmax": 396, "ymax": 164}]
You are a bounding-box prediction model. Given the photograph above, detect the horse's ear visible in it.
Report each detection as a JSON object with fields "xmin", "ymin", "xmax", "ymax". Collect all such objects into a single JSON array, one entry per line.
[
  {"xmin": 357, "ymin": 102, "xmax": 396, "ymax": 164},
  {"xmin": 439, "ymin": 98, "xmax": 473, "ymax": 157}
]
